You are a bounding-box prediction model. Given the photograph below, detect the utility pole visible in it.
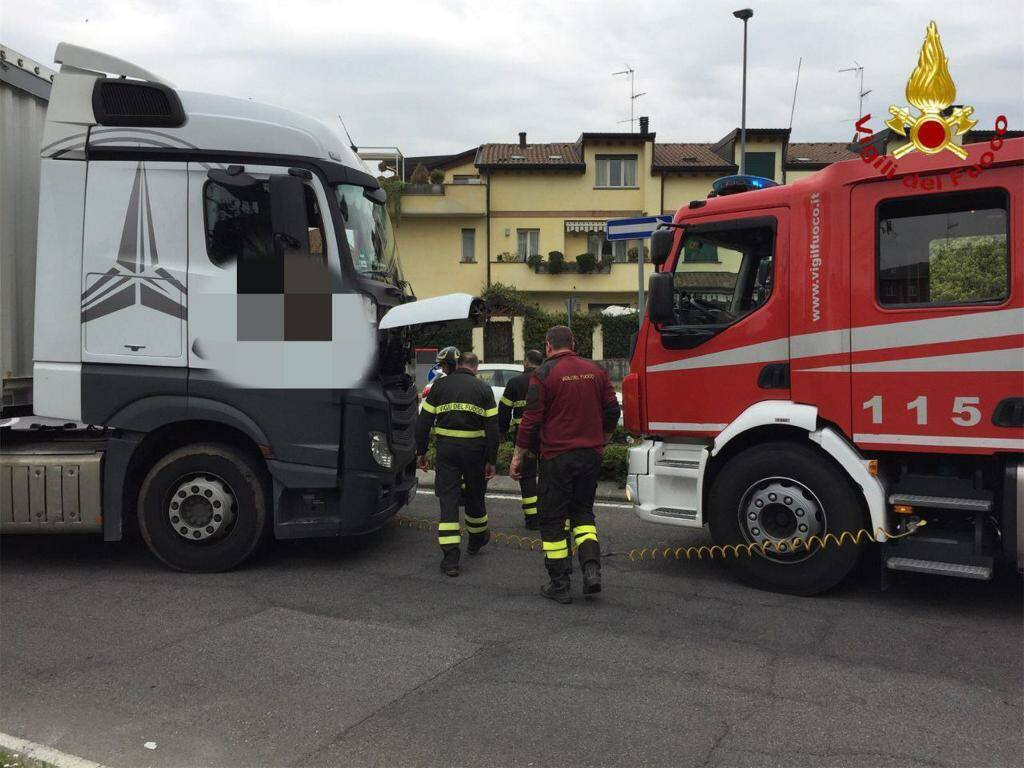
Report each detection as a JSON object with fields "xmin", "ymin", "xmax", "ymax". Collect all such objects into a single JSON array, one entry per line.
[
  {"xmin": 613, "ymin": 65, "xmax": 646, "ymax": 130},
  {"xmin": 839, "ymin": 61, "xmax": 872, "ymax": 122},
  {"xmin": 733, "ymin": 9, "xmax": 753, "ymax": 175}
]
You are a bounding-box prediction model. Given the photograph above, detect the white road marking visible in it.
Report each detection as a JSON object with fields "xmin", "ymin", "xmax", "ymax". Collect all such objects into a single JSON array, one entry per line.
[
  {"xmin": 0, "ymin": 732, "xmax": 109, "ymax": 768},
  {"xmin": 415, "ymin": 489, "xmax": 633, "ymax": 509}
]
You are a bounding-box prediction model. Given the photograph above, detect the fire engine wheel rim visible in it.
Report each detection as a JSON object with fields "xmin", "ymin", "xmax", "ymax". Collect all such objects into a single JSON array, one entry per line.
[
  {"xmin": 737, "ymin": 476, "xmax": 826, "ymax": 564},
  {"xmin": 166, "ymin": 474, "xmax": 237, "ymax": 543}
]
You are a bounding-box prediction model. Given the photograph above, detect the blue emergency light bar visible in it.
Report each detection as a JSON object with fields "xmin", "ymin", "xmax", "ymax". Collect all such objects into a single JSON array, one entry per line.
[{"xmin": 711, "ymin": 174, "xmax": 779, "ymax": 196}]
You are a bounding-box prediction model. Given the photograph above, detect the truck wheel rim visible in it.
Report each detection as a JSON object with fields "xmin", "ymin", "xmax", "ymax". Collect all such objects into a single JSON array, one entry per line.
[
  {"xmin": 167, "ymin": 474, "xmax": 236, "ymax": 542},
  {"xmin": 737, "ymin": 477, "xmax": 826, "ymax": 564}
]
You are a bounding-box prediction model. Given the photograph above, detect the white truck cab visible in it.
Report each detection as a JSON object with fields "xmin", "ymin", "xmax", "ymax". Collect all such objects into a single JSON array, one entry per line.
[{"xmin": 1, "ymin": 43, "xmax": 480, "ymax": 571}]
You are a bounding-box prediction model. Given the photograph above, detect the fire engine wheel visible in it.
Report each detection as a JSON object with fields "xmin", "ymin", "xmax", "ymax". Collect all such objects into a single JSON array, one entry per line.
[
  {"xmin": 707, "ymin": 441, "xmax": 865, "ymax": 596},
  {"xmin": 138, "ymin": 443, "xmax": 269, "ymax": 573}
]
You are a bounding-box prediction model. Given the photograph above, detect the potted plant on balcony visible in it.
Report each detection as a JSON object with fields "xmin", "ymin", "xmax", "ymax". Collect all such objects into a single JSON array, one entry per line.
[
  {"xmin": 547, "ymin": 251, "xmax": 565, "ymax": 274},
  {"xmin": 597, "ymin": 253, "xmax": 614, "ymax": 272},
  {"xmin": 575, "ymin": 252, "xmax": 597, "ymax": 273},
  {"xmin": 527, "ymin": 253, "xmax": 544, "ymax": 271},
  {"xmin": 627, "ymin": 246, "xmax": 640, "ymax": 263}
]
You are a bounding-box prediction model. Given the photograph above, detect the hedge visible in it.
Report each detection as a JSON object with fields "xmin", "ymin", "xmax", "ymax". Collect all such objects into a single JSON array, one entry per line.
[
  {"xmin": 601, "ymin": 311, "xmax": 639, "ymax": 358},
  {"xmin": 410, "ymin": 322, "xmax": 473, "ymax": 354},
  {"xmin": 522, "ymin": 310, "xmax": 596, "ymax": 358}
]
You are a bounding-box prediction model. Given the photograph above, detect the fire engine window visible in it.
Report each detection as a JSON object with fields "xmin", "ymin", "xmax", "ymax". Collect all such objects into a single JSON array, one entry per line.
[
  {"xmin": 671, "ymin": 223, "xmax": 775, "ymax": 326},
  {"xmin": 877, "ymin": 188, "xmax": 1009, "ymax": 307}
]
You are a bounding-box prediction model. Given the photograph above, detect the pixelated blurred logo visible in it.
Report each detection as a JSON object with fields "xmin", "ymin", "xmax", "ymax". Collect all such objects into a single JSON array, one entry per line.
[{"xmin": 884, "ymin": 20, "xmax": 976, "ymax": 160}]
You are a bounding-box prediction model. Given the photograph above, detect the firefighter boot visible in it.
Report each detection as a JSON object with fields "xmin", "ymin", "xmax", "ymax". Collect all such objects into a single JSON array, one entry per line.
[
  {"xmin": 440, "ymin": 548, "xmax": 460, "ymax": 578},
  {"xmin": 541, "ymin": 561, "xmax": 572, "ymax": 604},
  {"xmin": 541, "ymin": 576, "xmax": 572, "ymax": 604},
  {"xmin": 467, "ymin": 530, "xmax": 490, "ymax": 556},
  {"xmin": 582, "ymin": 561, "xmax": 602, "ymax": 596}
]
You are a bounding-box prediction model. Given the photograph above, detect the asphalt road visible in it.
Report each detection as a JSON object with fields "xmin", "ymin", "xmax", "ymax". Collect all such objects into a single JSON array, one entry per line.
[{"xmin": 2, "ymin": 491, "xmax": 1021, "ymax": 768}]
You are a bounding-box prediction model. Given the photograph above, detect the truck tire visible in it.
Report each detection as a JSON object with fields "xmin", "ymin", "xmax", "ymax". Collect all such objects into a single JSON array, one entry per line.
[
  {"xmin": 707, "ymin": 441, "xmax": 865, "ymax": 595},
  {"xmin": 137, "ymin": 443, "xmax": 269, "ymax": 572}
]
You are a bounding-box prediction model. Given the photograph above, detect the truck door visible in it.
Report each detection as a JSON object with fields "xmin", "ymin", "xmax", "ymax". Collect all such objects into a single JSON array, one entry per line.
[
  {"xmin": 81, "ymin": 161, "xmax": 188, "ymax": 364},
  {"xmin": 849, "ymin": 167, "xmax": 1023, "ymax": 453},
  {"xmin": 185, "ymin": 163, "xmax": 358, "ymax": 469},
  {"xmin": 643, "ymin": 210, "xmax": 789, "ymax": 433}
]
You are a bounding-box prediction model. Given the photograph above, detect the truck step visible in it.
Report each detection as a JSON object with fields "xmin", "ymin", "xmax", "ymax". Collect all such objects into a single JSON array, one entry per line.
[
  {"xmin": 885, "ymin": 557, "xmax": 992, "ymax": 580},
  {"xmin": 887, "ymin": 492, "xmax": 992, "ymax": 513}
]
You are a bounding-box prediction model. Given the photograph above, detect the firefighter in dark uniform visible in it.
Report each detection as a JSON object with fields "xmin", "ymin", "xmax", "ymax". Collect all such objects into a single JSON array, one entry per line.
[
  {"xmin": 416, "ymin": 350, "xmax": 499, "ymax": 577},
  {"xmin": 511, "ymin": 326, "xmax": 620, "ymax": 603},
  {"xmin": 498, "ymin": 349, "xmax": 544, "ymax": 529}
]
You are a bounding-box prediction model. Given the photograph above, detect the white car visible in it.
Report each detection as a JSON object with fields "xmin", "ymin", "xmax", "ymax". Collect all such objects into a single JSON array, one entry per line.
[
  {"xmin": 475, "ymin": 363, "xmax": 525, "ymax": 405},
  {"xmin": 419, "ymin": 363, "xmax": 523, "ymax": 409},
  {"xmin": 422, "ymin": 362, "xmax": 623, "ymax": 424}
]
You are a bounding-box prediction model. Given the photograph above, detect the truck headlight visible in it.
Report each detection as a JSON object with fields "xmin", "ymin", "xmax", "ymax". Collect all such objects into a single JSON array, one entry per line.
[{"xmin": 369, "ymin": 431, "xmax": 393, "ymax": 469}]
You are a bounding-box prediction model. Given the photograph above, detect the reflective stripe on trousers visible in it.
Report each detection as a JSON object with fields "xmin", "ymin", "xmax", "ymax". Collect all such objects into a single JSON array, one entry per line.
[{"xmin": 438, "ymin": 521, "xmax": 461, "ymax": 547}]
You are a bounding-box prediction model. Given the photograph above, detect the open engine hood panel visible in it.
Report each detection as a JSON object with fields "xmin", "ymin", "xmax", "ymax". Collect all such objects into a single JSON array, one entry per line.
[{"xmin": 379, "ymin": 293, "xmax": 484, "ymax": 330}]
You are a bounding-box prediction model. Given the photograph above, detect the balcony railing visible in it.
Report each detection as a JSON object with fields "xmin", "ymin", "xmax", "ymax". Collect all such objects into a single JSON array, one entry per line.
[
  {"xmin": 400, "ymin": 183, "xmax": 487, "ymax": 217},
  {"xmin": 404, "ymin": 183, "xmax": 445, "ymax": 195}
]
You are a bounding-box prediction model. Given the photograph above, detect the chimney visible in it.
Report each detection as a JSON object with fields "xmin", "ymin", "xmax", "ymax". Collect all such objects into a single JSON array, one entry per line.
[
  {"xmin": 639, "ymin": 116, "xmax": 649, "ymax": 134},
  {"xmin": 518, "ymin": 131, "xmax": 527, "ymax": 148}
]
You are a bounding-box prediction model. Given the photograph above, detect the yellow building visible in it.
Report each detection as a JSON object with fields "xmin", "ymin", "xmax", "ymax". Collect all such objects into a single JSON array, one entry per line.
[
  {"xmin": 371, "ymin": 122, "xmax": 860, "ymax": 359},
  {"xmin": 382, "ymin": 123, "xmax": 853, "ymax": 303}
]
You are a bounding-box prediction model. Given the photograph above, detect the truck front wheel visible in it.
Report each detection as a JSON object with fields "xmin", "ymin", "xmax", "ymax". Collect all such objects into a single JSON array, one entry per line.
[
  {"xmin": 707, "ymin": 442, "xmax": 865, "ymax": 595},
  {"xmin": 137, "ymin": 443, "xmax": 269, "ymax": 572}
]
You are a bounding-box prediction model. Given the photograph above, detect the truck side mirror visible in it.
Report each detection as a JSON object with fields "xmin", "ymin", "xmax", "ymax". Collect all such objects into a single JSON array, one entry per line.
[
  {"xmin": 269, "ymin": 175, "xmax": 311, "ymax": 257},
  {"xmin": 648, "ymin": 272, "xmax": 675, "ymax": 325},
  {"xmin": 650, "ymin": 228, "xmax": 675, "ymax": 266}
]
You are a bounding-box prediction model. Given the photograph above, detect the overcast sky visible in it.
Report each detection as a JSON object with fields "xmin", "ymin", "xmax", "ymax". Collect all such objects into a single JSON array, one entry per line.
[{"xmin": 4, "ymin": 0, "xmax": 1022, "ymax": 156}]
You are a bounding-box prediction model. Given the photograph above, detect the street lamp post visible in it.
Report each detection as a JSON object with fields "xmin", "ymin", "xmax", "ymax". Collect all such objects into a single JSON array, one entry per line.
[{"xmin": 733, "ymin": 8, "xmax": 753, "ymax": 175}]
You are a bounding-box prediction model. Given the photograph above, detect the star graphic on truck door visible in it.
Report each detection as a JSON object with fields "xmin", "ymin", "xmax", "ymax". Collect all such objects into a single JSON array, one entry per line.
[{"xmin": 80, "ymin": 162, "xmax": 187, "ymax": 322}]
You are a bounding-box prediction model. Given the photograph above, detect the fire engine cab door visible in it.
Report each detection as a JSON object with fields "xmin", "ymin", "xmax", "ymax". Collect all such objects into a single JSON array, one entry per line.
[
  {"xmin": 643, "ymin": 210, "xmax": 789, "ymax": 435},
  {"xmin": 849, "ymin": 166, "xmax": 1023, "ymax": 454}
]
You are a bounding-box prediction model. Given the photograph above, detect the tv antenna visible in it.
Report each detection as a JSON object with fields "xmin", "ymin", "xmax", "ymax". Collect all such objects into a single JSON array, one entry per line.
[
  {"xmin": 338, "ymin": 115, "xmax": 358, "ymax": 152},
  {"xmin": 788, "ymin": 57, "xmax": 802, "ymax": 130},
  {"xmin": 838, "ymin": 61, "xmax": 872, "ymax": 122},
  {"xmin": 613, "ymin": 65, "xmax": 646, "ymax": 131}
]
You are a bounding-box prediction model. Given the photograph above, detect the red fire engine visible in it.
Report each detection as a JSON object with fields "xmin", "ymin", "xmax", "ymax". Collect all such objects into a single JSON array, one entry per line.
[{"xmin": 623, "ymin": 137, "xmax": 1023, "ymax": 594}]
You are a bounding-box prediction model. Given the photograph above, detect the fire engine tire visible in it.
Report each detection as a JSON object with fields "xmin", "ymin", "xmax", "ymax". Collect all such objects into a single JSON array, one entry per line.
[
  {"xmin": 137, "ymin": 443, "xmax": 270, "ymax": 573},
  {"xmin": 707, "ymin": 441, "xmax": 865, "ymax": 596}
]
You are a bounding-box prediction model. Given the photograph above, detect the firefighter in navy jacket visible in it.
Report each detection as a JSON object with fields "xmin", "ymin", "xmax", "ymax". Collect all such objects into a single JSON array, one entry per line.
[
  {"xmin": 416, "ymin": 350, "xmax": 499, "ymax": 577},
  {"xmin": 511, "ymin": 326, "xmax": 620, "ymax": 603},
  {"xmin": 498, "ymin": 349, "xmax": 544, "ymax": 529}
]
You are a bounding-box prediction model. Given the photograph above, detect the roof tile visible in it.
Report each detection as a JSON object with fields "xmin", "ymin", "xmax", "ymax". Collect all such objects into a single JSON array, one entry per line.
[
  {"xmin": 785, "ymin": 142, "xmax": 858, "ymax": 167},
  {"xmin": 476, "ymin": 142, "xmax": 583, "ymax": 168}
]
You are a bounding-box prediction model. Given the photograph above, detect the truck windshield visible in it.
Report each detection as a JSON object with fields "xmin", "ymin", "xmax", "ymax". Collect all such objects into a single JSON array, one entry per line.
[
  {"xmin": 333, "ymin": 184, "xmax": 405, "ymax": 287},
  {"xmin": 669, "ymin": 222, "xmax": 775, "ymax": 327}
]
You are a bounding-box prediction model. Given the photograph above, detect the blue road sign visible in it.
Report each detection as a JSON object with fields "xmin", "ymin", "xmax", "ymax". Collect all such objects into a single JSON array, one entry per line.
[{"xmin": 605, "ymin": 215, "xmax": 673, "ymax": 241}]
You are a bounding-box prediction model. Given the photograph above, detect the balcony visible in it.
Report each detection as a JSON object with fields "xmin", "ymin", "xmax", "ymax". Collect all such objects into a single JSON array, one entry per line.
[
  {"xmin": 490, "ymin": 260, "xmax": 655, "ymax": 293},
  {"xmin": 401, "ymin": 183, "xmax": 487, "ymax": 217}
]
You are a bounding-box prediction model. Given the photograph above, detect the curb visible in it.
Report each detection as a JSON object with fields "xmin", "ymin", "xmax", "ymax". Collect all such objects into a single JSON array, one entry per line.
[
  {"xmin": 415, "ymin": 470, "xmax": 627, "ymax": 503},
  {"xmin": 0, "ymin": 731, "xmax": 110, "ymax": 768}
]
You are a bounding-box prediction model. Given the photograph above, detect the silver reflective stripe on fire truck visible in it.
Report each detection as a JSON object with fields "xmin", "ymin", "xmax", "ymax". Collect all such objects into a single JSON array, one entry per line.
[
  {"xmin": 799, "ymin": 348, "xmax": 1024, "ymax": 374},
  {"xmin": 646, "ymin": 307, "xmax": 1024, "ymax": 374},
  {"xmin": 854, "ymin": 434, "xmax": 1024, "ymax": 450}
]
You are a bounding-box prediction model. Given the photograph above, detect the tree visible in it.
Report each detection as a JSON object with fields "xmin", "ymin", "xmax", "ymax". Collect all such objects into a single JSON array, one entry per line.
[
  {"xmin": 929, "ymin": 235, "xmax": 1007, "ymax": 303},
  {"xmin": 409, "ymin": 163, "xmax": 430, "ymax": 184}
]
